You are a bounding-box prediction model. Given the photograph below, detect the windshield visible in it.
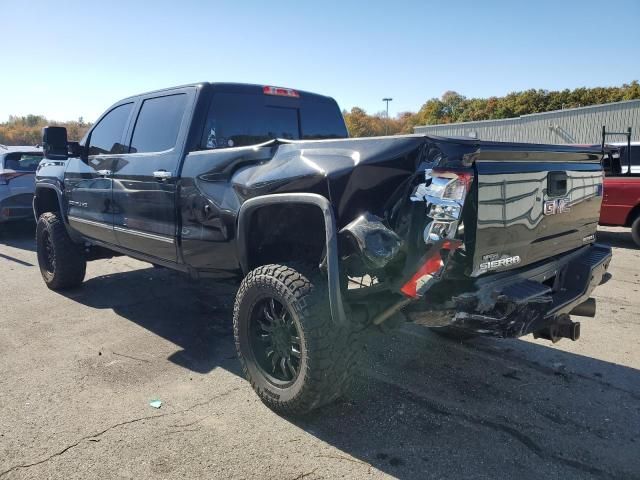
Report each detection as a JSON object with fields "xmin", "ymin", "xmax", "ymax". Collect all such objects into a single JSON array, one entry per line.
[
  {"xmin": 3, "ymin": 152, "xmax": 43, "ymax": 171},
  {"xmin": 202, "ymin": 92, "xmax": 347, "ymax": 149}
]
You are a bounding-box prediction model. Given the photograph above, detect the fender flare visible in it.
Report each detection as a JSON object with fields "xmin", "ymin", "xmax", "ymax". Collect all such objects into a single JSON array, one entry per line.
[
  {"xmin": 33, "ymin": 183, "xmax": 66, "ymax": 223},
  {"xmin": 237, "ymin": 193, "xmax": 346, "ymax": 325}
]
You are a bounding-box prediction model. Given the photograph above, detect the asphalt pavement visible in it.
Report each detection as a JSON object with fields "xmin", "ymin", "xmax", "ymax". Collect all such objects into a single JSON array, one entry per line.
[{"xmin": 0, "ymin": 222, "xmax": 638, "ymax": 479}]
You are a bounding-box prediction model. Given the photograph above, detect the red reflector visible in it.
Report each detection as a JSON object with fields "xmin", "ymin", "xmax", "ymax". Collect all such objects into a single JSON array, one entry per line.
[
  {"xmin": 400, "ymin": 240, "xmax": 463, "ymax": 298},
  {"xmin": 263, "ymin": 85, "xmax": 300, "ymax": 98},
  {"xmin": 400, "ymin": 252, "xmax": 444, "ymax": 298}
]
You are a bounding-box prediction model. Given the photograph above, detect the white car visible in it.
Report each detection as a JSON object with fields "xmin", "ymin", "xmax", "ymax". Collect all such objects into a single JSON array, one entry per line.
[{"xmin": 0, "ymin": 145, "xmax": 43, "ymax": 223}]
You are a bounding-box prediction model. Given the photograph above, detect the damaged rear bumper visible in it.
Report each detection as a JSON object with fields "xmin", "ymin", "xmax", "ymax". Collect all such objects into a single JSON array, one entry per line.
[{"xmin": 404, "ymin": 243, "xmax": 612, "ymax": 338}]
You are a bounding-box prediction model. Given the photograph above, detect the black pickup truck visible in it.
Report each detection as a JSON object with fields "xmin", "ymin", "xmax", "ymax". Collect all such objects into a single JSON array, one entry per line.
[{"xmin": 35, "ymin": 82, "xmax": 611, "ymax": 414}]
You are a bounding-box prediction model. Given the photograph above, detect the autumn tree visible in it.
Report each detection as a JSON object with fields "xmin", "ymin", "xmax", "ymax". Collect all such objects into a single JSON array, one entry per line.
[
  {"xmin": 343, "ymin": 81, "xmax": 640, "ymax": 137},
  {"xmin": 0, "ymin": 116, "xmax": 91, "ymax": 145}
]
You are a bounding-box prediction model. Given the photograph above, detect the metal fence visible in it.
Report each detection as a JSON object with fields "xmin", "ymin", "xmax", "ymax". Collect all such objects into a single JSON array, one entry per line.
[{"xmin": 413, "ymin": 100, "xmax": 640, "ymax": 144}]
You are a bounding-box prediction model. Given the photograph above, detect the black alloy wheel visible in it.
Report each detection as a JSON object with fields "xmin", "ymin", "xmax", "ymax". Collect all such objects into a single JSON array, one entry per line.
[{"xmin": 249, "ymin": 297, "xmax": 302, "ymax": 384}]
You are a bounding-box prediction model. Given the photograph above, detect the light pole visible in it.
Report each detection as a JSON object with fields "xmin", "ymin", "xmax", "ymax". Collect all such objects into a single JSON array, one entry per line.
[{"xmin": 382, "ymin": 97, "xmax": 393, "ymax": 135}]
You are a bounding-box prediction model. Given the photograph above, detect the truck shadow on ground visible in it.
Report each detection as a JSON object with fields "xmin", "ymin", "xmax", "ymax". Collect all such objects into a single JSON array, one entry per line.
[
  {"xmin": 62, "ymin": 266, "xmax": 240, "ymax": 375},
  {"xmin": 294, "ymin": 327, "xmax": 640, "ymax": 479},
  {"xmin": 61, "ymin": 264, "xmax": 640, "ymax": 479},
  {"xmin": 0, "ymin": 221, "xmax": 36, "ymax": 267}
]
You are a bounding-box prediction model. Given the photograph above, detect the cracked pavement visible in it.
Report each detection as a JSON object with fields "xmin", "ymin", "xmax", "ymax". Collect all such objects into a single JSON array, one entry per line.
[{"xmin": 0, "ymin": 223, "xmax": 639, "ymax": 479}]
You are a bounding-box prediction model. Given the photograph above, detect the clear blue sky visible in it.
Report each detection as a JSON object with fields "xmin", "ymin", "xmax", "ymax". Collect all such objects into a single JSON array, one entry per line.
[{"xmin": 3, "ymin": 0, "xmax": 639, "ymax": 122}]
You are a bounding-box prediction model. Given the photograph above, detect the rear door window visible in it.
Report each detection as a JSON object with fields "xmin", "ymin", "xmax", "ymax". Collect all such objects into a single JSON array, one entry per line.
[
  {"xmin": 4, "ymin": 152, "xmax": 43, "ymax": 171},
  {"xmin": 129, "ymin": 94, "xmax": 188, "ymax": 153},
  {"xmin": 89, "ymin": 103, "xmax": 134, "ymax": 156}
]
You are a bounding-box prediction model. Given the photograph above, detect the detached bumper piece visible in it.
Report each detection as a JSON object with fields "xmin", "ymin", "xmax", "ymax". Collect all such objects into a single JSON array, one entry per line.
[{"xmin": 405, "ymin": 244, "xmax": 612, "ymax": 340}]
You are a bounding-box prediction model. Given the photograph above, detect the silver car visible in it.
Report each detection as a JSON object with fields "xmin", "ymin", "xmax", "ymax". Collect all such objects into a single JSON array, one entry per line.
[{"xmin": 0, "ymin": 145, "xmax": 43, "ymax": 223}]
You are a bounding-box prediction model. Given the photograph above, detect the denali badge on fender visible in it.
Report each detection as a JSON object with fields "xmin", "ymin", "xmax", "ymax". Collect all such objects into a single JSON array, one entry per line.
[{"xmin": 543, "ymin": 197, "xmax": 571, "ymax": 216}]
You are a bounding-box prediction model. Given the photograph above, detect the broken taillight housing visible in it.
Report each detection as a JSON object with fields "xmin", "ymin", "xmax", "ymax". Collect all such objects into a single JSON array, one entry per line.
[
  {"xmin": 424, "ymin": 171, "xmax": 471, "ymax": 202},
  {"xmin": 417, "ymin": 169, "xmax": 472, "ymax": 245},
  {"xmin": 403, "ymin": 169, "xmax": 472, "ymax": 297},
  {"xmin": 400, "ymin": 239, "xmax": 462, "ymax": 298}
]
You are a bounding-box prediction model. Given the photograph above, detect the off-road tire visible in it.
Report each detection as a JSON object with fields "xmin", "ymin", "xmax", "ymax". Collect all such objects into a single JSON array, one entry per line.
[
  {"xmin": 631, "ymin": 216, "xmax": 640, "ymax": 248},
  {"xmin": 234, "ymin": 263, "xmax": 361, "ymax": 415},
  {"xmin": 36, "ymin": 212, "xmax": 86, "ymax": 290}
]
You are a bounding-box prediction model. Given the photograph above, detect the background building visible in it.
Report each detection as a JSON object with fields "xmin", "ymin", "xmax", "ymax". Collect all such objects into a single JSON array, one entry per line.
[{"xmin": 413, "ymin": 100, "xmax": 640, "ymax": 144}]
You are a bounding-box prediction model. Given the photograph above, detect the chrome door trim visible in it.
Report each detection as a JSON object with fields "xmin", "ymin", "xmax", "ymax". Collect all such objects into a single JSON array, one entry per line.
[
  {"xmin": 68, "ymin": 216, "xmax": 113, "ymax": 230},
  {"xmin": 113, "ymin": 225, "xmax": 174, "ymax": 244}
]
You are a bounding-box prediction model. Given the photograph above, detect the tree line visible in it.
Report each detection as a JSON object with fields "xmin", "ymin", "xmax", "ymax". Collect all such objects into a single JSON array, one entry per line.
[
  {"xmin": 343, "ymin": 81, "xmax": 640, "ymax": 137},
  {"xmin": 2, "ymin": 81, "xmax": 639, "ymax": 145},
  {"xmin": 0, "ymin": 115, "xmax": 91, "ymax": 146}
]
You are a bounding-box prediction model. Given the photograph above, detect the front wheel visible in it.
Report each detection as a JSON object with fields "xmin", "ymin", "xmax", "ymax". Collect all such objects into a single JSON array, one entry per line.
[
  {"xmin": 36, "ymin": 212, "xmax": 86, "ymax": 290},
  {"xmin": 233, "ymin": 264, "xmax": 360, "ymax": 415}
]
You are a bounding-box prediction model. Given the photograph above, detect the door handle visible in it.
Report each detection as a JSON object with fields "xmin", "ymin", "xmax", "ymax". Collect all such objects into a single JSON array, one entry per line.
[
  {"xmin": 97, "ymin": 169, "xmax": 112, "ymax": 177},
  {"xmin": 153, "ymin": 170, "xmax": 172, "ymax": 181}
]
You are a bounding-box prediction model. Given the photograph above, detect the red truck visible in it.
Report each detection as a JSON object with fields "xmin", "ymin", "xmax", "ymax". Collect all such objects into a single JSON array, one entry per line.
[{"xmin": 599, "ymin": 142, "xmax": 640, "ymax": 247}]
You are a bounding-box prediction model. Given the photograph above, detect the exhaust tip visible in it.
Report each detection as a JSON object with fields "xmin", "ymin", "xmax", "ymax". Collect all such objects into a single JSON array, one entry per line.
[{"xmin": 570, "ymin": 298, "xmax": 596, "ymax": 318}]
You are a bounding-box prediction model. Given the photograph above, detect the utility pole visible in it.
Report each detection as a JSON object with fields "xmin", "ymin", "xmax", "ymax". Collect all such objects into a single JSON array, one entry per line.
[{"xmin": 382, "ymin": 98, "xmax": 393, "ymax": 135}]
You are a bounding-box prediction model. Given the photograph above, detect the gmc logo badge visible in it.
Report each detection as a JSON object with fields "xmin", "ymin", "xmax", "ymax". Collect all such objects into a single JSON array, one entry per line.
[{"xmin": 543, "ymin": 198, "xmax": 571, "ymax": 216}]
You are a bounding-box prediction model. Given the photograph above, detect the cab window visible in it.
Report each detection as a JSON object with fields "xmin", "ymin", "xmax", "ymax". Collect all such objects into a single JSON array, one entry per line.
[
  {"xmin": 88, "ymin": 103, "xmax": 134, "ymax": 156},
  {"xmin": 129, "ymin": 94, "xmax": 188, "ymax": 154}
]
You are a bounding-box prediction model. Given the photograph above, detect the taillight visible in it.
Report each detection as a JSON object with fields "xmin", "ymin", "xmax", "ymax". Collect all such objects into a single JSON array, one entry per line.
[
  {"xmin": 424, "ymin": 169, "xmax": 473, "ymax": 202},
  {"xmin": 416, "ymin": 169, "xmax": 473, "ymax": 245},
  {"xmin": 263, "ymin": 85, "xmax": 300, "ymax": 98},
  {"xmin": 403, "ymin": 169, "xmax": 472, "ymax": 298}
]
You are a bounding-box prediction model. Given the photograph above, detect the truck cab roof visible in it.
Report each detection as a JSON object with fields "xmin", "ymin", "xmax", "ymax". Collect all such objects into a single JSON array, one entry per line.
[{"xmin": 117, "ymin": 82, "xmax": 339, "ymax": 104}]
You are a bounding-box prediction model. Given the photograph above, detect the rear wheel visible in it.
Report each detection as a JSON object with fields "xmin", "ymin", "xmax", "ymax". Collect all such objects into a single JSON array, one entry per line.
[
  {"xmin": 36, "ymin": 212, "xmax": 86, "ymax": 290},
  {"xmin": 631, "ymin": 216, "xmax": 640, "ymax": 248},
  {"xmin": 234, "ymin": 263, "xmax": 361, "ymax": 415}
]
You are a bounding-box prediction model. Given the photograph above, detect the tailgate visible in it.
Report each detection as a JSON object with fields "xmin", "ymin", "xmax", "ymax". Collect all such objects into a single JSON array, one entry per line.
[{"xmin": 472, "ymin": 148, "xmax": 604, "ymax": 276}]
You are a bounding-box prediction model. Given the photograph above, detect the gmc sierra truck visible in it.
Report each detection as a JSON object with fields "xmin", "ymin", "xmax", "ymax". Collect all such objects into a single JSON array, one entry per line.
[{"xmin": 35, "ymin": 82, "xmax": 611, "ymax": 415}]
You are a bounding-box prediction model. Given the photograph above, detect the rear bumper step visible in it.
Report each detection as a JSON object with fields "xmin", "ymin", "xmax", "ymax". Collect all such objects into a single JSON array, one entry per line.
[{"xmin": 405, "ymin": 243, "xmax": 611, "ymax": 339}]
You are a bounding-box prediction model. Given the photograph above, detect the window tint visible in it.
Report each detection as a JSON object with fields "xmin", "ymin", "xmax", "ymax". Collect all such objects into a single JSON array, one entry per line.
[
  {"xmin": 4, "ymin": 153, "xmax": 42, "ymax": 171},
  {"xmin": 300, "ymin": 100, "xmax": 348, "ymax": 140},
  {"xmin": 204, "ymin": 93, "xmax": 299, "ymax": 149},
  {"xmin": 88, "ymin": 103, "xmax": 133, "ymax": 155},
  {"xmin": 129, "ymin": 94, "xmax": 187, "ymax": 153}
]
